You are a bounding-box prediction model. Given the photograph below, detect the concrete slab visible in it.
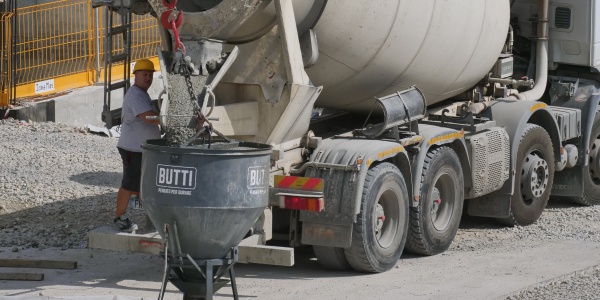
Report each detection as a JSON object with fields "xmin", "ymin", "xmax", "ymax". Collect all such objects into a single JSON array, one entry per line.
[
  {"xmin": 238, "ymin": 235, "xmax": 294, "ymax": 266},
  {"xmin": 88, "ymin": 227, "xmax": 164, "ymax": 255},
  {"xmin": 6, "ymin": 73, "xmax": 165, "ymax": 128}
]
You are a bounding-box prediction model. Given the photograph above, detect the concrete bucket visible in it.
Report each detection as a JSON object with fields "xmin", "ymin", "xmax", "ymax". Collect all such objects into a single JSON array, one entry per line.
[
  {"xmin": 141, "ymin": 139, "xmax": 271, "ymax": 260},
  {"xmin": 141, "ymin": 139, "xmax": 271, "ymax": 299}
]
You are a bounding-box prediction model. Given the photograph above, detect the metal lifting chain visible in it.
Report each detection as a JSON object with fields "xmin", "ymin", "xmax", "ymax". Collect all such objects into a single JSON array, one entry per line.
[
  {"xmin": 181, "ymin": 55, "xmax": 210, "ymax": 133},
  {"xmin": 160, "ymin": 0, "xmax": 211, "ymax": 134},
  {"xmin": 160, "ymin": 0, "xmax": 230, "ymax": 146},
  {"xmin": 179, "ymin": 55, "xmax": 202, "ymax": 115}
]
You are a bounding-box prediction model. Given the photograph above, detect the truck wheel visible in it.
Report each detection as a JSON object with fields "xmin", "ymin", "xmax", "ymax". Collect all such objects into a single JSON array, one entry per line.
[
  {"xmin": 502, "ymin": 124, "xmax": 554, "ymax": 226},
  {"xmin": 569, "ymin": 113, "xmax": 600, "ymax": 205},
  {"xmin": 344, "ymin": 162, "xmax": 409, "ymax": 273},
  {"xmin": 405, "ymin": 147, "xmax": 464, "ymax": 255},
  {"xmin": 313, "ymin": 246, "xmax": 352, "ymax": 270}
]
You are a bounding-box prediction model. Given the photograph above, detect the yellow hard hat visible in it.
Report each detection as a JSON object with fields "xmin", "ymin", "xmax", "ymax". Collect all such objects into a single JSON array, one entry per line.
[{"xmin": 132, "ymin": 59, "xmax": 156, "ymax": 73}]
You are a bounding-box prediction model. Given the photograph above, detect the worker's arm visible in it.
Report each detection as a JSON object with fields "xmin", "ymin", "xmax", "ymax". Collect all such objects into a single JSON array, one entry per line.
[{"xmin": 138, "ymin": 110, "xmax": 160, "ymax": 125}]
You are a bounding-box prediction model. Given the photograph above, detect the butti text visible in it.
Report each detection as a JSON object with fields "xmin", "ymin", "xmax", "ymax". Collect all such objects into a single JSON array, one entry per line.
[{"xmin": 156, "ymin": 164, "xmax": 197, "ymax": 189}]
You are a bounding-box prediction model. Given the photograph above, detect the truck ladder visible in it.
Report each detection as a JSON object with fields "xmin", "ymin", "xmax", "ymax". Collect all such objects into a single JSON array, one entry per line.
[{"xmin": 94, "ymin": 2, "xmax": 133, "ymax": 128}]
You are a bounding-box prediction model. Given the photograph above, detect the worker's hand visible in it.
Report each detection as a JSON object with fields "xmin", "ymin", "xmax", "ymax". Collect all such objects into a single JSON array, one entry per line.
[{"xmin": 138, "ymin": 110, "xmax": 160, "ymax": 125}]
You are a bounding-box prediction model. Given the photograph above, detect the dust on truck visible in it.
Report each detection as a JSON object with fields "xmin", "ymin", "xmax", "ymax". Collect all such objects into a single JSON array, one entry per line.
[{"xmin": 110, "ymin": 0, "xmax": 600, "ymax": 272}]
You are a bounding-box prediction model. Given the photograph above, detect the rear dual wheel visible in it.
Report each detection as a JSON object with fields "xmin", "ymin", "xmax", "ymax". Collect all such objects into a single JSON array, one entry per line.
[
  {"xmin": 343, "ymin": 163, "xmax": 409, "ymax": 273},
  {"xmin": 405, "ymin": 147, "xmax": 464, "ymax": 255}
]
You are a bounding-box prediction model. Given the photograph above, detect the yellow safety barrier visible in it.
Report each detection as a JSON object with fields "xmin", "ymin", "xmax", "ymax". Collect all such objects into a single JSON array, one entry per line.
[
  {"xmin": 0, "ymin": 0, "xmax": 161, "ymax": 107},
  {"xmin": 13, "ymin": 0, "xmax": 95, "ymax": 99},
  {"xmin": 0, "ymin": 12, "xmax": 13, "ymax": 107}
]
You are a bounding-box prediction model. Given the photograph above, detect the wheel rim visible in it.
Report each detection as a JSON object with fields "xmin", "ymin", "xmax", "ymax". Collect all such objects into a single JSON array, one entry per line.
[
  {"xmin": 590, "ymin": 138, "xmax": 600, "ymax": 184},
  {"xmin": 374, "ymin": 188, "xmax": 399, "ymax": 249},
  {"xmin": 520, "ymin": 152, "xmax": 549, "ymax": 205},
  {"xmin": 430, "ymin": 173, "xmax": 455, "ymax": 231}
]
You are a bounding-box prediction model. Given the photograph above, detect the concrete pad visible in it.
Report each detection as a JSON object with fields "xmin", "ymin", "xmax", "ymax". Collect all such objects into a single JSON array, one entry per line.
[{"xmin": 8, "ymin": 74, "xmax": 165, "ymax": 127}]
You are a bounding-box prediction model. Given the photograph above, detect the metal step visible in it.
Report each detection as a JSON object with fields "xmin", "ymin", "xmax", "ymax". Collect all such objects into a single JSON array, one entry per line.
[
  {"xmin": 110, "ymin": 53, "xmax": 129, "ymax": 63},
  {"xmin": 101, "ymin": 4, "xmax": 133, "ymax": 128},
  {"xmin": 91, "ymin": 0, "xmax": 138, "ymax": 9},
  {"xmin": 107, "ymin": 24, "xmax": 130, "ymax": 35},
  {"xmin": 108, "ymin": 80, "xmax": 128, "ymax": 91}
]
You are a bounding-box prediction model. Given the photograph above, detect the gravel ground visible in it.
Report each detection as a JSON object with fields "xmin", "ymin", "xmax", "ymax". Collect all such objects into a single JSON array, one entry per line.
[
  {"xmin": 0, "ymin": 119, "xmax": 146, "ymax": 250},
  {"xmin": 454, "ymin": 202, "xmax": 600, "ymax": 299},
  {"xmin": 505, "ymin": 265, "xmax": 600, "ymax": 300},
  {"xmin": 1, "ymin": 118, "xmax": 599, "ymax": 298}
]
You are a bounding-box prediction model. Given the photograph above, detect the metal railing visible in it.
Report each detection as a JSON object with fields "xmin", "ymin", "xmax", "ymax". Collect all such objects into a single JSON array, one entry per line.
[
  {"xmin": 15, "ymin": 0, "xmax": 94, "ymax": 88},
  {"xmin": 0, "ymin": 12, "xmax": 14, "ymax": 107},
  {"xmin": 0, "ymin": 0, "xmax": 161, "ymax": 107}
]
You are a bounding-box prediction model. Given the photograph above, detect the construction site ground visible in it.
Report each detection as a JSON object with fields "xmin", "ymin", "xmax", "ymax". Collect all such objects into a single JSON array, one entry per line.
[
  {"xmin": 1, "ymin": 235, "xmax": 600, "ymax": 299},
  {"xmin": 2, "ymin": 114, "xmax": 600, "ymax": 300}
]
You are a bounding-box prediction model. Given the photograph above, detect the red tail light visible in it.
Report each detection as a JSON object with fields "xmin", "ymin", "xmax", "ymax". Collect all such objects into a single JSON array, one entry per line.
[{"xmin": 280, "ymin": 195, "xmax": 324, "ymax": 212}]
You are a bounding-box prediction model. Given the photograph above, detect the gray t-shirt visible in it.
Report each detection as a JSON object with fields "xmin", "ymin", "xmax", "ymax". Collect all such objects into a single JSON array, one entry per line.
[{"xmin": 117, "ymin": 85, "xmax": 161, "ymax": 152}]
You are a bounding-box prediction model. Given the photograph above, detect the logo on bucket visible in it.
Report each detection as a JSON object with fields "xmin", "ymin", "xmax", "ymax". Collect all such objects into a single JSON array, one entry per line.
[
  {"xmin": 156, "ymin": 164, "xmax": 197, "ymax": 190},
  {"xmin": 247, "ymin": 166, "xmax": 268, "ymax": 194}
]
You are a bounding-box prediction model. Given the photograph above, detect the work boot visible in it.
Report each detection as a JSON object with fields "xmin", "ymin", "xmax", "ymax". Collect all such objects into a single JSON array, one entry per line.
[{"xmin": 114, "ymin": 215, "xmax": 138, "ymax": 232}]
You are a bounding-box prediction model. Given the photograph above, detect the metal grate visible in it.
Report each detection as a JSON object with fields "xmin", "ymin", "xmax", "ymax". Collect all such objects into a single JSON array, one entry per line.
[
  {"xmin": 473, "ymin": 136, "xmax": 488, "ymax": 196},
  {"xmin": 15, "ymin": 0, "xmax": 94, "ymax": 89},
  {"xmin": 555, "ymin": 7, "xmax": 571, "ymax": 29},
  {"xmin": 469, "ymin": 128, "xmax": 510, "ymax": 197}
]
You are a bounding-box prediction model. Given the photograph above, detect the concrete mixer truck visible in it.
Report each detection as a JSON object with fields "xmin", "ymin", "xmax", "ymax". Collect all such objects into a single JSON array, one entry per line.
[{"xmin": 96, "ymin": 0, "xmax": 600, "ymax": 273}]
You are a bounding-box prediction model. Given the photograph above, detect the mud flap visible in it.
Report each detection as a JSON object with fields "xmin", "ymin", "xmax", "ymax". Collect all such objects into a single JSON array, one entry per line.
[
  {"xmin": 301, "ymin": 223, "xmax": 352, "ymax": 248},
  {"xmin": 551, "ymin": 167, "xmax": 584, "ymax": 197},
  {"xmin": 467, "ymin": 194, "xmax": 511, "ymax": 218},
  {"xmin": 300, "ymin": 168, "xmax": 356, "ymax": 248}
]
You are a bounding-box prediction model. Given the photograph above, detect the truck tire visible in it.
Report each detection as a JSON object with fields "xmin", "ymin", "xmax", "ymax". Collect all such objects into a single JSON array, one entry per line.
[
  {"xmin": 344, "ymin": 162, "xmax": 409, "ymax": 273},
  {"xmin": 568, "ymin": 113, "xmax": 600, "ymax": 205},
  {"xmin": 313, "ymin": 246, "xmax": 352, "ymax": 271},
  {"xmin": 405, "ymin": 147, "xmax": 464, "ymax": 256},
  {"xmin": 501, "ymin": 124, "xmax": 554, "ymax": 226}
]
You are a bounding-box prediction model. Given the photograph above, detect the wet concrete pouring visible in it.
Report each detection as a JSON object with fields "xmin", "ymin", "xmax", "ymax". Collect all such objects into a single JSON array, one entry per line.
[{"xmin": 162, "ymin": 54, "xmax": 208, "ymax": 146}]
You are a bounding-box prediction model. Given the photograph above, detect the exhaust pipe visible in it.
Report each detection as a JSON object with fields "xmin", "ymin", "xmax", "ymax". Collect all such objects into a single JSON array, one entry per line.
[{"xmin": 508, "ymin": 0, "xmax": 549, "ymax": 101}]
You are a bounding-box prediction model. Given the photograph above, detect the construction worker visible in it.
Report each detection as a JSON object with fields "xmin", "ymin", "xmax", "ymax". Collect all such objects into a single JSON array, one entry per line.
[{"xmin": 114, "ymin": 58, "xmax": 160, "ymax": 231}]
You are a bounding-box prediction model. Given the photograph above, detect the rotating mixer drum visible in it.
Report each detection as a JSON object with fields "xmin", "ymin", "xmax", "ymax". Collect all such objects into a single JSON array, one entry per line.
[{"xmin": 174, "ymin": 0, "xmax": 510, "ymax": 111}]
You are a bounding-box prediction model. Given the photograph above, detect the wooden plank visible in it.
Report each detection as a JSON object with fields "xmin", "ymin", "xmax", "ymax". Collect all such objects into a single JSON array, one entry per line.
[
  {"xmin": 0, "ymin": 259, "xmax": 77, "ymax": 270},
  {"xmin": 238, "ymin": 244, "xmax": 294, "ymax": 266},
  {"xmin": 0, "ymin": 272, "xmax": 44, "ymax": 281}
]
